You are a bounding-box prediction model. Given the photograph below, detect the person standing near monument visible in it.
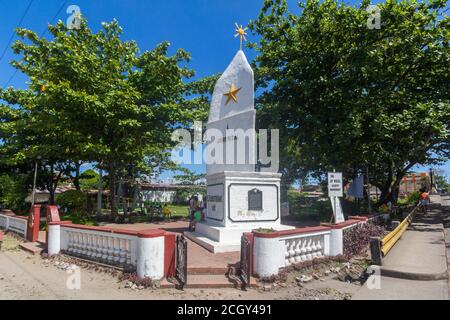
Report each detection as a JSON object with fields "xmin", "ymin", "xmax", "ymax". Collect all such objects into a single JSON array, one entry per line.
[
  {"xmin": 189, "ymin": 195, "xmax": 200, "ymax": 231},
  {"xmin": 162, "ymin": 203, "xmax": 172, "ymax": 219}
]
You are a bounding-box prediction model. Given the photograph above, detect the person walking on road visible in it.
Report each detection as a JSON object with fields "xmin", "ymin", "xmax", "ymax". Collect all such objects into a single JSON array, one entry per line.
[{"xmin": 419, "ymin": 188, "xmax": 431, "ymax": 214}]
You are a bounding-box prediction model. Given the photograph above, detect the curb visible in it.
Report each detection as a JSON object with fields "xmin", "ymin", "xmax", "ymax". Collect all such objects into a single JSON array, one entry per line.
[{"xmin": 380, "ymin": 267, "xmax": 449, "ymax": 281}]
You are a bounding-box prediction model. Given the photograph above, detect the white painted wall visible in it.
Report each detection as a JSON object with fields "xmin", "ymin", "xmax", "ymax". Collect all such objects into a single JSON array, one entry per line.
[
  {"xmin": 141, "ymin": 190, "xmax": 176, "ymax": 203},
  {"xmin": 0, "ymin": 214, "xmax": 27, "ymax": 238},
  {"xmin": 253, "ymin": 236, "xmax": 284, "ymax": 277},
  {"xmin": 136, "ymin": 236, "xmax": 165, "ymax": 280},
  {"xmin": 47, "ymin": 224, "xmax": 61, "ymax": 256}
]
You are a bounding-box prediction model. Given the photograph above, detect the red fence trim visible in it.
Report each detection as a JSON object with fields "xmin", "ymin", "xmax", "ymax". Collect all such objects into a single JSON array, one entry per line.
[
  {"xmin": 243, "ymin": 232, "xmax": 254, "ymax": 277},
  {"xmin": 321, "ymin": 219, "xmax": 360, "ymax": 229},
  {"xmin": 253, "ymin": 225, "xmax": 332, "ymax": 238},
  {"xmin": 60, "ymin": 223, "xmax": 165, "ymax": 237},
  {"xmin": 164, "ymin": 233, "xmax": 176, "ymax": 277}
]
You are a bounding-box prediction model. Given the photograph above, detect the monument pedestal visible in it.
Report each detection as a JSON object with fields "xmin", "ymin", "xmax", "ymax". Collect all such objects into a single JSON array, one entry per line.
[{"xmin": 184, "ymin": 171, "xmax": 295, "ymax": 253}]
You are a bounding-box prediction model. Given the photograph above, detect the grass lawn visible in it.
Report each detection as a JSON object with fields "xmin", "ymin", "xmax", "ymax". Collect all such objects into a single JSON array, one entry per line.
[
  {"xmin": 168, "ymin": 205, "xmax": 189, "ymax": 218},
  {"xmin": 56, "ymin": 204, "xmax": 191, "ymax": 226}
]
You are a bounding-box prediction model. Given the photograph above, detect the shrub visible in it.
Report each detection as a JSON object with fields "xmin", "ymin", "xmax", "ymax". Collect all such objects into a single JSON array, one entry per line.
[
  {"xmin": 343, "ymin": 223, "xmax": 387, "ymax": 259},
  {"xmin": 0, "ymin": 173, "xmax": 30, "ymax": 215},
  {"xmin": 397, "ymin": 191, "xmax": 419, "ymax": 206},
  {"xmin": 56, "ymin": 190, "xmax": 86, "ymax": 215}
]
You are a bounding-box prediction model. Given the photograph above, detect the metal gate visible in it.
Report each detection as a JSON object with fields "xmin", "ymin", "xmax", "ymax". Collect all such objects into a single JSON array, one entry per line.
[
  {"xmin": 239, "ymin": 234, "xmax": 251, "ymax": 289},
  {"xmin": 175, "ymin": 235, "xmax": 188, "ymax": 289}
]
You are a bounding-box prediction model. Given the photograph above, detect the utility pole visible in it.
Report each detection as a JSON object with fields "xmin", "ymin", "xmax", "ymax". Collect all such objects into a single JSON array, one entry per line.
[
  {"xmin": 366, "ymin": 167, "xmax": 372, "ymax": 214},
  {"xmin": 31, "ymin": 156, "xmax": 41, "ymax": 207},
  {"xmin": 429, "ymin": 168, "xmax": 434, "ymax": 192},
  {"xmin": 97, "ymin": 166, "xmax": 103, "ymax": 216}
]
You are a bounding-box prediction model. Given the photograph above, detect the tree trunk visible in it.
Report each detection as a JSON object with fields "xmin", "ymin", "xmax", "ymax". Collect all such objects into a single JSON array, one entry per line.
[
  {"xmin": 97, "ymin": 168, "xmax": 103, "ymax": 216},
  {"xmin": 73, "ymin": 162, "xmax": 81, "ymax": 191},
  {"xmin": 49, "ymin": 164, "xmax": 55, "ymax": 205},
  {"xmin": 109, "ymin": 165, "xmax": 118, "ymax": 216}
]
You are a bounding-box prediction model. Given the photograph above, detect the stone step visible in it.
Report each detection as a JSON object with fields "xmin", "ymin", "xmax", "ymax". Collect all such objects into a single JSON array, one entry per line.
[
  {"xmin": 19, "ymin": 242, "xmax": 45, "ymax": 255},
  {"xmin": 161, "ymin": 274, "xmax": 258, "ymax": 289},
  {"xmin": 160, "ymin": 278, "xmax": 176, "ymax": 289},
  {"xmin": 187, "ymin": 267, "xmax": 229, "ymax": 275},
  {"xmin": 184, "ymin": 231, "xmax": 240, "ymax": 253},
  {"xmin": 185, "ymin": 274, "xmax": 237, "ymax": 289},
  {"xmin": 160, "ymin": 275, "xmax": 235, "ymax": 289}
]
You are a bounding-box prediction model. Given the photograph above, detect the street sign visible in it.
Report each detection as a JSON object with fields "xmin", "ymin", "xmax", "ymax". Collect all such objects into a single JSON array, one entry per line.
[{"xmin": 328, "ymin": 172, "xmax": 343, "ymax": 197}]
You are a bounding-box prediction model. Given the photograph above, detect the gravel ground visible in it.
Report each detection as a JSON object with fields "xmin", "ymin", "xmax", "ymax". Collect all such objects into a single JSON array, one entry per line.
[{"xmin": 0, "ymin": 249, "xmax": 364, "ymax": 300}]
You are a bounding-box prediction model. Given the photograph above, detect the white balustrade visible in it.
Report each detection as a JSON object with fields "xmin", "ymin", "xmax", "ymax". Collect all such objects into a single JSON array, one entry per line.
[
  {"xmin": 0, "ymin": 214, "xmax": 27, "ymax": 238},
  {"xmin": 280, "ymin": 232, "xmax": 327, "ymax": 267},
  {"xmin": 61, "ymin": 227, "xmax": 137, "ymax": 267},
  {"xmin": 0, "ymin": 215, "xmax": 8, "ymax": 229}
]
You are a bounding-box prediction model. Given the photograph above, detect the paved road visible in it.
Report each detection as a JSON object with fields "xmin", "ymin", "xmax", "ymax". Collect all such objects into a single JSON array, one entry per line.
[{"xmin": 353, "ymin": 197, "xmax": 449, "ymax": 300}]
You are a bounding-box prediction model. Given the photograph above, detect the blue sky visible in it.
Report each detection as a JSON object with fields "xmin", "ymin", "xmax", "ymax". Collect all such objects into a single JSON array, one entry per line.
[{"xmin": 0, "ymin": 0, "xmax": 448, "ymax": 181}]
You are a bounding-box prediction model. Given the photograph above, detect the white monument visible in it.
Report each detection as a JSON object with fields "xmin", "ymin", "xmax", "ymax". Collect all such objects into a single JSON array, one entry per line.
[{"xmin": 184, "ymin": 25, "xmax": 294, "ymax": 252}]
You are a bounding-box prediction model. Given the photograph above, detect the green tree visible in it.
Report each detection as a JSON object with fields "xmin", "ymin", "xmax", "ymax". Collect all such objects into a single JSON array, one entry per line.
[
  {"xmin": 250, "ymin": 0, "xmax": 449, "ymax": 203},
  {"xmin": 173, "ymin": 170, "xmax": 206, "ymax": 204},
  {"xmin": 433, "ymin": 168, "xmax": 450, "ymax": 192},
  {"xmin": 0, "ymin": 18, "xmax": 212, "ymax": 213},
  {"xmin": 0, "ymin": 173, "xmax": 30, "ymax": 214}
]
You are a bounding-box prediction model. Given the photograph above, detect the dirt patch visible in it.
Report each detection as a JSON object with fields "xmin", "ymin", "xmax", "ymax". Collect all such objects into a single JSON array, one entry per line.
[
  {"xmin": 1, "ymin": 248, "xmax": 368, "ymax": 300},
  {"xmin": 0, "ymin": 232, "xmax": 23, "ymax": 252}
]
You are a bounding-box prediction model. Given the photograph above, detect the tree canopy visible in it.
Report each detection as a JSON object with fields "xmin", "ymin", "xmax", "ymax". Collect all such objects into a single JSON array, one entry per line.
[
  {"xmin": 250, "ymin": 0, "xmax": 449, "ymax": 202},
  {"xmin": 0, "ymin": 18, "xmax": 214, "ymax": 212}
]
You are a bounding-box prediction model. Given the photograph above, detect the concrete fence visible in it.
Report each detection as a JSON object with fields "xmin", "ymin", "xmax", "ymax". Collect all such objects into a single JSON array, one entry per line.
[
  {"xmin": 0, "ymin": 212, "xmax": 28, "ymax": 239},
  {"xmin": 47, "ymin": 222, "xmax": 175, "ymax": 280},
  {"xmin": 251, "ymin": 213, "xmax": 388, "ymax": 278}
]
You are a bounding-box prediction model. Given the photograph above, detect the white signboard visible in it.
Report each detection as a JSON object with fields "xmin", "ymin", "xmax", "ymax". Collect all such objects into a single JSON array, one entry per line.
[
  {"xmin": 328, "ymin": 172, "xmax": 343, "ymax": 197},
  {"xmin": 330, "ymin": 197, "xmax": 345, "ymax": 223}
]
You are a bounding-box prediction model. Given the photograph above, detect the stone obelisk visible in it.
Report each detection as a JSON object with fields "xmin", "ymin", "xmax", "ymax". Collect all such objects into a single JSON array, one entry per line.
[{"xmin": 184, "ymin": 25, "xmax": 294, "ymax": 253}]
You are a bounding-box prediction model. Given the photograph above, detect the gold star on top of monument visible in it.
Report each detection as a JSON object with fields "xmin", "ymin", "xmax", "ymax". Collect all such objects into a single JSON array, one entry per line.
[
  {"xmin": 224, "ymin": 83, "xmax": 242, "ymax": 105},
  {"xmin": 234, "ymin": 23, "xmax": 248, "ymax": 50}
]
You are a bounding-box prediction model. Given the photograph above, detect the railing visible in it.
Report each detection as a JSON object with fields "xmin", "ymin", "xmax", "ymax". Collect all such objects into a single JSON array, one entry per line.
[
  {"xmin": 370, "ymin": 205, "xmax": 419, "ymax": 265},
  {"xmin": 0, "ymin": 213, "xmax": 28, "ymax": 238},
  {"xmin": 60, "ymin": 225, "xmax": 137, "ymax": 268},
  {"xmin": 280, "ymin": 232, "xmax": 327, "ymax": 267},
  {"xmin": 0, "ymin": 215, "xmax": 7, "ymax": 229},
  {"xmin": 381, "ymin": 204, "xmax": 419, "ymax": 256}
]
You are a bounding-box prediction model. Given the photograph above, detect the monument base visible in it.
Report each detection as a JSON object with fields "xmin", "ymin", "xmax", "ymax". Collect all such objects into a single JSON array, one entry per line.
[
  {"xmin": 184, "ymin": 171, "xmax": 295, "ymax": 253},
  {"xmin": 184, "ymin": 222, "xmax": 295, "ymax": 253}
]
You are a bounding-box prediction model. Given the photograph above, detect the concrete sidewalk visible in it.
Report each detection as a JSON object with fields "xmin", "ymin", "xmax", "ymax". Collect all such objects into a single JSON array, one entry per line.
[{"xmin": 353, "ymin": 200, "xmax": 449, "ymax": 300}]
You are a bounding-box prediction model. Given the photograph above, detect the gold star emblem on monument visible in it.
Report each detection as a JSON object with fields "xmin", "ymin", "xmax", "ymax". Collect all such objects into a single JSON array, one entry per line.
[{"xmin": 224, "ymin": 83, "xmax": 242, "ymax": 105}]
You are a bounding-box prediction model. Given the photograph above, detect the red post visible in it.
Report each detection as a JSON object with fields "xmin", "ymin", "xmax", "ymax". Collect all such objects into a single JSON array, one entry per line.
[
  {"xmin": 164, "ymin": 233, "xmax": 176, "ymax": 277},
  {"xmin": 243, "ymin": 232, "xmax": 254, "ymax": 277},
  {"xmin": 27, "ymin": 205, "xmax": 41, "ymax": 242}
]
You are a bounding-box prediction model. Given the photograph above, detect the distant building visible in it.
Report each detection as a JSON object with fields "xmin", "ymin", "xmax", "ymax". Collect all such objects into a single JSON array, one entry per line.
[
  {"xmin": 25, "ymin": 186, "xmax": 75, "ymax": 204},
  {"xmin": 139, "ymin": 183, "xmax": 205, "ymax": 203},
  {"xmin": 399, "ymin": 172, "xmax": 429, "ymax": 195}
]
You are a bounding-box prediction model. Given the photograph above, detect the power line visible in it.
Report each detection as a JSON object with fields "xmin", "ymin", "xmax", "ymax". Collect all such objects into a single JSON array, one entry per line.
[
  {"xmin": 3, "ymin": 0, "xmax": 69, "ymax": 88},
  {"xmin": 4, "ymin": 69, "xmax": 18, "ymax": 88},
  {"xmin": 0, "ymin": 0, "xmax": 34, "ymax": 63},
  {"xmin": 41, "ymin": 0, "xmax": 69, "ymax": 37}
]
